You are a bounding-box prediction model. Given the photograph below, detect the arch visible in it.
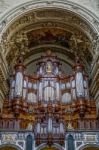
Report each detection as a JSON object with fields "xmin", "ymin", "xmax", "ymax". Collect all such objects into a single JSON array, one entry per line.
[
  {"xmin": 0, "ymin": 0, "xmax": 98, "ymax": 35},
  {"xmin": 0, "ymin": 147, "xmax": 17, "ymax": 150},
  {"xmin": 36, "ymin": 143, "xmax": 64, "ymax": 150},
  {"xmin": 0, "ymin": 0, "xmax": 98, "ymax": 60},
  {"xmin": 0, "ymin": 0, "xmax": 98, "ymax": 101},
  {"xmin": 40, "ymin": 147, "xmax": 58, "ymax": 150},
  {"xmin": 0, "ymin": 144, "xmax": 22, "ymax": 150},
  {"xmin": 78, "ymin": 144, "xmax": 99, "ymax": 150}
]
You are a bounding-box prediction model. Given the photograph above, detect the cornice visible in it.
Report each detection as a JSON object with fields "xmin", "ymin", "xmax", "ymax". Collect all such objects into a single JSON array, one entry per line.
[
  {"xmin": 0, "ymin": 0, "xmax": 98, "ymax": 101},
  {"xmin": 0, "ymin": 0, "xmax": 99, "ymax": 38}
]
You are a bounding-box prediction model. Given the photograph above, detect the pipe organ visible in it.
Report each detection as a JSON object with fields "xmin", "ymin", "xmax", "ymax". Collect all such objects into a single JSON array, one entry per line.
[{"xmin": 0, "ymin": 50, "xmax": 97, "ymax": 146}]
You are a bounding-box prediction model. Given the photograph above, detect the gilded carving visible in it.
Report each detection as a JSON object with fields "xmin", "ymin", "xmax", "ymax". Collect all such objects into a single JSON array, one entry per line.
[
  {"xmin": 0, "ymin": 4, "xmax": 98, "ymax": 104},
  {"xmin": 2, "ymin": 134, "xmax": 17, "ymax": 143}
]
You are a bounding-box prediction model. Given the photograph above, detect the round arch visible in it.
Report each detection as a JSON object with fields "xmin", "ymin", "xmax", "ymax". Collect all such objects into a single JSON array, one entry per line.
[
  {"xmin": 0, "ymin": 144, "xmax": 22, "ymax": 150},
  {"xmin": 36, "ymin": 143, "xmax": 64, "ymax": 150},
  {"xmin": 0, "ymin": 0, "xmax": 98, "ymax": 72},
  {"xmin": 0, "ymin": 0, "xmax": 98, "ymax": 60},
  {"xmin": 0, "ymin": 0, "xmax": 99, "ymax": 34},
  {"xmin": 78, "ymin": 144, "xmax": 99, "ymax": 150},
  {"xmin": 0, "ymin": 0, "xmax": 99, "ymax": 101}
]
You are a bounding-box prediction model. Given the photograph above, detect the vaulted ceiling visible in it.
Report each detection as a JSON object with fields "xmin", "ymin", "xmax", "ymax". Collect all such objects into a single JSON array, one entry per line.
[
  {"xmin": 0, "ymin": 0, "xmax": 98, "ymax": 108},
  {"xmin": 1, "ymin": 7, "xmax": 97, "ymax": 75}
]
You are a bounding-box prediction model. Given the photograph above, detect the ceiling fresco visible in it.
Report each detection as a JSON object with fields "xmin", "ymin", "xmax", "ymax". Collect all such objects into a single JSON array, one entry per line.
[
  {"xmin": 0, "ymin": 8, "xmax": 95, "ymax": 76},
  {"xmin": 5, "ymin": 26, "xmax": 92, "ymax": 75}
]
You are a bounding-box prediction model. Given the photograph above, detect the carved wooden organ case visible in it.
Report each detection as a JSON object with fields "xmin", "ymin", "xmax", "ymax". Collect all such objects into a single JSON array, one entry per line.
[{"xmin": 0, "ymin": 50, "xmax": 97, "ymax": 146}]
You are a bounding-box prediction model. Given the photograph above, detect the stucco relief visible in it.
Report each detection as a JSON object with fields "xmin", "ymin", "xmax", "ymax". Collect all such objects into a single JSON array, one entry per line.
[
  {"xmin": 4, "ymin": 26, "xmax": 92, "ymax": 69},
  {"xmin": 0, "ymin": 8, "xmax": 93, "ymax": 68},
  {"xmin": 0, "ymin": 0, "xmax": 10, "ymax": 14},
  {"xmin": 1, "ymin": 9, "xmax": 97, "ymax": 41},
  {"xmin": 0, "ymin": 0, "xmax": 98, "ymax": 17},
  {"xmin": 0, "ymin": 0, "xmax": 98, "ymax": 103}
]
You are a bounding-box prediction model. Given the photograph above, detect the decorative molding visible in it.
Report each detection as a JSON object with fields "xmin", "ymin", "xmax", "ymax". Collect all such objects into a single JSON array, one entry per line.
[{"xmin": 0, "ymin": 0, "xmax": 98, "ymax": 102}]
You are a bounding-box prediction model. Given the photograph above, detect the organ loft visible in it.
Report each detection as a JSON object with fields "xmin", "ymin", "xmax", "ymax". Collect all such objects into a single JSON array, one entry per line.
[{"xmin": 0, "ymin": 50, "xmax": 97, "ymax": 146}]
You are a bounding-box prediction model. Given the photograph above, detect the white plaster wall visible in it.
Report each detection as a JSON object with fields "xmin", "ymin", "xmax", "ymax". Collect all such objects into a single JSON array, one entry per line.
[{"xmin": 0, "ymin": 0, "xmax": 99, "ymax": 18}]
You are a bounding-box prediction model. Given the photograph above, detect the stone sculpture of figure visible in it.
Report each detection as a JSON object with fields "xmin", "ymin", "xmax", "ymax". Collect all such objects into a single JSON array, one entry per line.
[
  {"xmin": 27, "ymin": 123, "xmax": 33, "ymax": 131},
  {"xmin": 46, "ymin": 62, "xmax": 52, "ymax": 74}
]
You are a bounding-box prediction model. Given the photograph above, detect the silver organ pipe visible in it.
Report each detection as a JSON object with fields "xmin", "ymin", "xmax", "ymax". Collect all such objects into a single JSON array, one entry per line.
[
  {"xmin": 37, "ymin": 122, "xmax": 41, "ymax": 134},
  {"xmin": 73, "ymin": 56, "xmax": 89, "ymax": 99},
  {"xmin": 71, "ymin": 77, "xmax": 76, "ymax": 100},
  {"xmin": 23, "ymin": 88, "xmax": 27, "ymax": 99},
  {"xmin": 8, "ymin": 51, "xmax": 93, "ymax": 143},
  {"xmin": 48, "ymin": 117, "xmax": 53, "ymax": 133},
  {"xmin": 60, "ymin": 122, "xmax": 64, "ymax": 134},
  {"xmin": 41, "ymin": 127, "xmax": 43, "ymax": 134},
  {"xmin": 57, "ymin": 127, "xmax": 59, "ymax": 134},
  {"xmin": 39, "ymin": 65, "xmax": 43, "ymax": 75},
  {"xmin": 66, "ymin": 82, "xmax": 71, "ymax": 89},
  {"xmin": 75, "ymin": 72, "xmax": 84, "ymax": 97},
  {"xmin": 44, "ymin": 127, "xmax": 47, "ymax": 134},
  {"xmin": 84, "ymin": 78, "xmax": 89, "ymax": 99},
  {"xmin": 55, "ymin": 66, "xmax": 59, "ymax": 75},
  {"xmin": 12, "ymin": 80, "xmax": 15, "ymax": 88},
  {"xmin": 15, "ymin": 72, "xmax": 23, "ymax": 97},
  {"xmin": 10, "ymin": 77, "xmax": 15, "ymax": 99},
  {"xmin": 44, "ymin": 87, "xmax": 54, "ymax": 101},
  {"xmin": 46, "ymin": 87, "xmax": 49, "ymax": 101},
  {"xmin": 28, "ymin": 82, "xmax": 32, "ymax": 88},
  {"xmin": 10, "ymin": 89, "xmax": 14, "ymax": 99},
  {"xmin": 53, "ymin": 127, "xmax": 55, "ymax": 134},
  {"xmin": 23, "ymin": 78, "xmax": 28, "ymax": 100},
  {"xmin": 33, "ymin": 83, "xmax": 37, "ymax": 90},
  {"xmin": 39, "ymin": 82, "xmax": 43, "ymax": 101},
  {"xmin": 56, "ymin": 82, "xmax": 60, "ymax": 101},
  {"xmin": 44, "ymin": 80, "xmax": 48, "ymax": 87}
]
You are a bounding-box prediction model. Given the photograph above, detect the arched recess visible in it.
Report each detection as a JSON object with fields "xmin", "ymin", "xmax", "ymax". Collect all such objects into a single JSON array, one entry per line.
[
  {"xmin": 40, "ymin": 147, "xmax": 59, "ymax": 150},
  {"xmin": 0, "ymin": 0, "xmax": 98, "ymax": 101},
  {"xmin": 36, "ymin": 143, "xmax": 64, "ymax": 150},
  {"xmin": 0, "ymin": 0, "xmax": 98, "ymax": 67},
  {"xmin": 78, "ymin": 144, "xmax": 99, "ymax": 150},
  {"xmin": 0, "ymin": 144, "xmax": 22, "ymax": 150}
]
